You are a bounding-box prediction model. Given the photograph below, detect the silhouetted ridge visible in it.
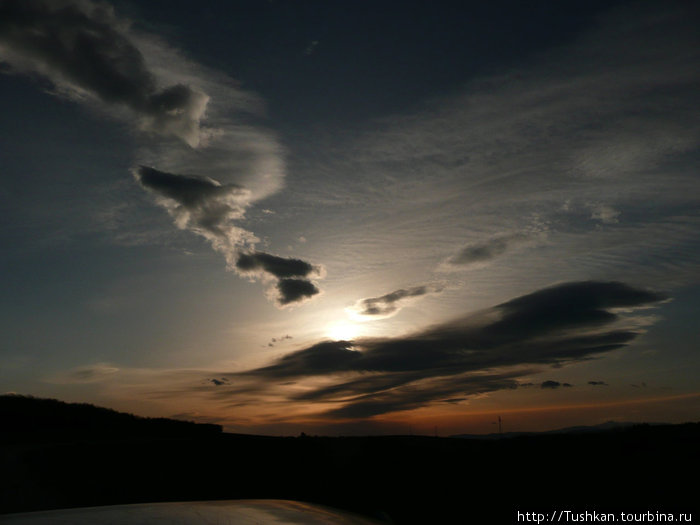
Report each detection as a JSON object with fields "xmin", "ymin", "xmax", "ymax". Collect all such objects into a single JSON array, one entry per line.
[
  {"xmin": 1, "ymin": 394, "xmax": 697, "ymax": 523},
  {"xmin": 0, "ymin": 395, "xmax": 221, "ymax": 441},
  {"xmin": 450, "ymin": 420, "xmax": 662, "ymax": 439}
]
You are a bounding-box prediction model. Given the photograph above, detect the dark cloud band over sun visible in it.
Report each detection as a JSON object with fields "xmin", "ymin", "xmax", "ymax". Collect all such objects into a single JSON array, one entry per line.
[{"xmin": 223, "ymin": 281, "xmax": 666, "ymax": 419}]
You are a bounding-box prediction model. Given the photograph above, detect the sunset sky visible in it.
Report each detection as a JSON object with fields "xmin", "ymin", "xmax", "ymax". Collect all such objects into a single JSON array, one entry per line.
[{"xmin": 1, "ymin": 0, "xmax": 698, "ymax": 435}]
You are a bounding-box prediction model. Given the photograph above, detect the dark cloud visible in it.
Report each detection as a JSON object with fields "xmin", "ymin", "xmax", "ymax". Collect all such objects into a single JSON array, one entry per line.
[
  {"xmin": 588, "ymin": 381, "xmax": 608, "ymax": 386},
  {"xmin": 325, "ymin": 373, "xmax": 521, "ymax": 420},
  {"xmin": 255, "ymin": 341, "xmax": 361, "ymax": 379},
  {"xmin": 0, "ymin": 0, "xmax": 207, "ymax": 145},
  {"xmin": 236, "ymin": 252, "xmax": 318, "ymax": 280},
  {"xmin": 350, "ymin": 284, "xmax": 443, "ymax": 318},
  {"xmin": 136, "ymin": 166, "xmax": 245, "ymax": 209},
  {"xmin": 235, "ymin": 251, "xmax": 323, "ymax": 306},
  {"xmin": 268, "ymin": 335, "xmax": 293, "ymax": 347},
  {"xmin": 0, "ymin": 0, "xmax": 320, "ymax": 309},
  {"xmin": 447, "ymin": 232, "xmax": 530, "ymax": 266},
  {"xmin": 134, "ymin": 167, "xmax": 323, "ymax": 306},
  {"xmin": 236, "ymin": 281, "xmax": 666, "ymax": 418},
  {"xmin": 276, "ymin": 278, "xmax": 320, "ymax": 306},
  {"xmin": 133, "ymin": 166, "xmax": 252, "ymax": 258}
]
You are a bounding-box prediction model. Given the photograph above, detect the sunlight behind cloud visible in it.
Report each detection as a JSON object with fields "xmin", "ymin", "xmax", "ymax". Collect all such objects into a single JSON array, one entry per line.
[{"xmin": 325, "ymin": 321, "xmax": 361, "ymax": 342}]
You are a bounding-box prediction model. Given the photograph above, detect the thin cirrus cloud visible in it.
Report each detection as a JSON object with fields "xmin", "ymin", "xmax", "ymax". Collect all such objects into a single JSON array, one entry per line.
[
  {"xmin": 316, "ymin": 1, "xmax": 700, "ymax": 293},
  {"xmin": 0, "ymin": 0, "xmax": 323, "ymax": 306},
  {"xmin": 348, "ymin": 284, "xmax": 444, "ymax": 320},
  {"xmin": 589, "ymin": 204, "xmax": 621, "ymax": 225},
  {"xmin": 443, "ymin": 233, "xmax": 532, "ymax": 269},
  {"xmin": 50, "ymin": 363, "xmax": 120, "ymax": 384},
  {"xmin": 217, "ymin": 281, "xmax": 667, "ymax": 419}
]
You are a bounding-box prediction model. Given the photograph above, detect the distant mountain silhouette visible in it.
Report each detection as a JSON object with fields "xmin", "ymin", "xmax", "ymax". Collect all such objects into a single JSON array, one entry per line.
[
  {"xmin": 0, "ymin": 394, "xmax": 222, "ymax": 441},
  {"xmin": 451, "ymin": 420, "xmax": 662, "ymax": 439}
]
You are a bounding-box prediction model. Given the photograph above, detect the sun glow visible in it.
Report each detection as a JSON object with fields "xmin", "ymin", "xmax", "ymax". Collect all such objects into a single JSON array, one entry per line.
[{"xmin": 325, "ymin": 322, "xmax": 359, "ymax": 341}]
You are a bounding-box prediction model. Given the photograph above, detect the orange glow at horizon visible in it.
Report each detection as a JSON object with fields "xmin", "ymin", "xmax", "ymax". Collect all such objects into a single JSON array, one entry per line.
[
  {"xmin": 370, "ymin": 392, "xmax": 700, "ymax": 435},
  {"xmin": 211, "ymin": 391, "xmax": 700, "ymax": 436}
]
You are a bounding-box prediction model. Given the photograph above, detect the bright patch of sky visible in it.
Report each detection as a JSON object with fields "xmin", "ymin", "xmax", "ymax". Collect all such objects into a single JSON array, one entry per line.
[{"xmin": 0, "ymin": 0, "xmax": 698, "ymax": 434}]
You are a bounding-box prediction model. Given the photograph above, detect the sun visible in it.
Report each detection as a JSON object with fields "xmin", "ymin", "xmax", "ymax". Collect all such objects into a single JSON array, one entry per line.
[{"xmin": 325, "ymin": 322, "xmax": 359, "ymax": 341}]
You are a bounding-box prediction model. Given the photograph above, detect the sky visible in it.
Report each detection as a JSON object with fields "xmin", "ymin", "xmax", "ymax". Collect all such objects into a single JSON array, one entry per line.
[{"xmin": 0, "ymin": 0, "xmax": 698, "ymax": 436}]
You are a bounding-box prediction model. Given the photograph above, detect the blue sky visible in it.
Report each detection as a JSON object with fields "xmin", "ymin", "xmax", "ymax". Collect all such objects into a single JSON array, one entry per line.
[{"xmin": 0, "ymin": 0, "xmax": 698, "ymax": 435}]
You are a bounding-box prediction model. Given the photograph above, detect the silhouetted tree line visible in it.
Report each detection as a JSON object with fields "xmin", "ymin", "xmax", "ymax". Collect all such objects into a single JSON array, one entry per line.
[{"xmin": 0, "ymin": 395, "xmax": 222, "ymax": 442}]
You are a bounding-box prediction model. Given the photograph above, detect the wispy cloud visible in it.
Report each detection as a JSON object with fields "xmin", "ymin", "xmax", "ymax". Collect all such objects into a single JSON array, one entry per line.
[
  {"xmin": 0, "ymin": 0, "xmax": 207, "ymax": 146},
  {"xmin": 295, "ymin": 1, "xmax": 699, "ymax": 296},
  {"xmin": 442, "ymin": 233, "xmax": 532, "ymax": 269},
  {"xmin": 589, "ymin": 204, "xmax": 621, "ymax": 225},
  {"xmin": 50, "ymin": 363, "xmax": 120, "ymax": 384},
  {"xmin": 348, "ymin": 283, "xmax": 444, "ymax": 320}
]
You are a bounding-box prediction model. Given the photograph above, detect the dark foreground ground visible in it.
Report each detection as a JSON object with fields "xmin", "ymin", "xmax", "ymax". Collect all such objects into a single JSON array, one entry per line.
[{"xmin": 1, "ymin": 396, "xmax": 697, "ymax": 523}]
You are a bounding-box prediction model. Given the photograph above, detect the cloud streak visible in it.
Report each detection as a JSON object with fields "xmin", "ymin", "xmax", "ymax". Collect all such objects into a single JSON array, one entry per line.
[
  {"xmin": 541, "ymin": 381, "xmax": 572, "ymax": 389},
  {"xmin": 443, "ymin": 233, "xmax": 532, "ymax": 269},
  {"xmin": 222, "ymin": 281, "xmax": 666, "ymax": 419},
  {"xmin": 348, "ymin": 284, "xmax": 443, "ymax": 319}
]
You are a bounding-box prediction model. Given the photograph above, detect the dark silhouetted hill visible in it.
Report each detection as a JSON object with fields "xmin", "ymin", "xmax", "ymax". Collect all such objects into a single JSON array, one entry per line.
[
  {"xmin": 451, "ymin": 420, "xmax": 661, "ymax": 439},
  {"xmin": 1, "ymin": 395, "xmax": 698, "ymax": 523},
  {"xmin": 0, "ymin": 394, "xmax": 222, "ymax": 442}
]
